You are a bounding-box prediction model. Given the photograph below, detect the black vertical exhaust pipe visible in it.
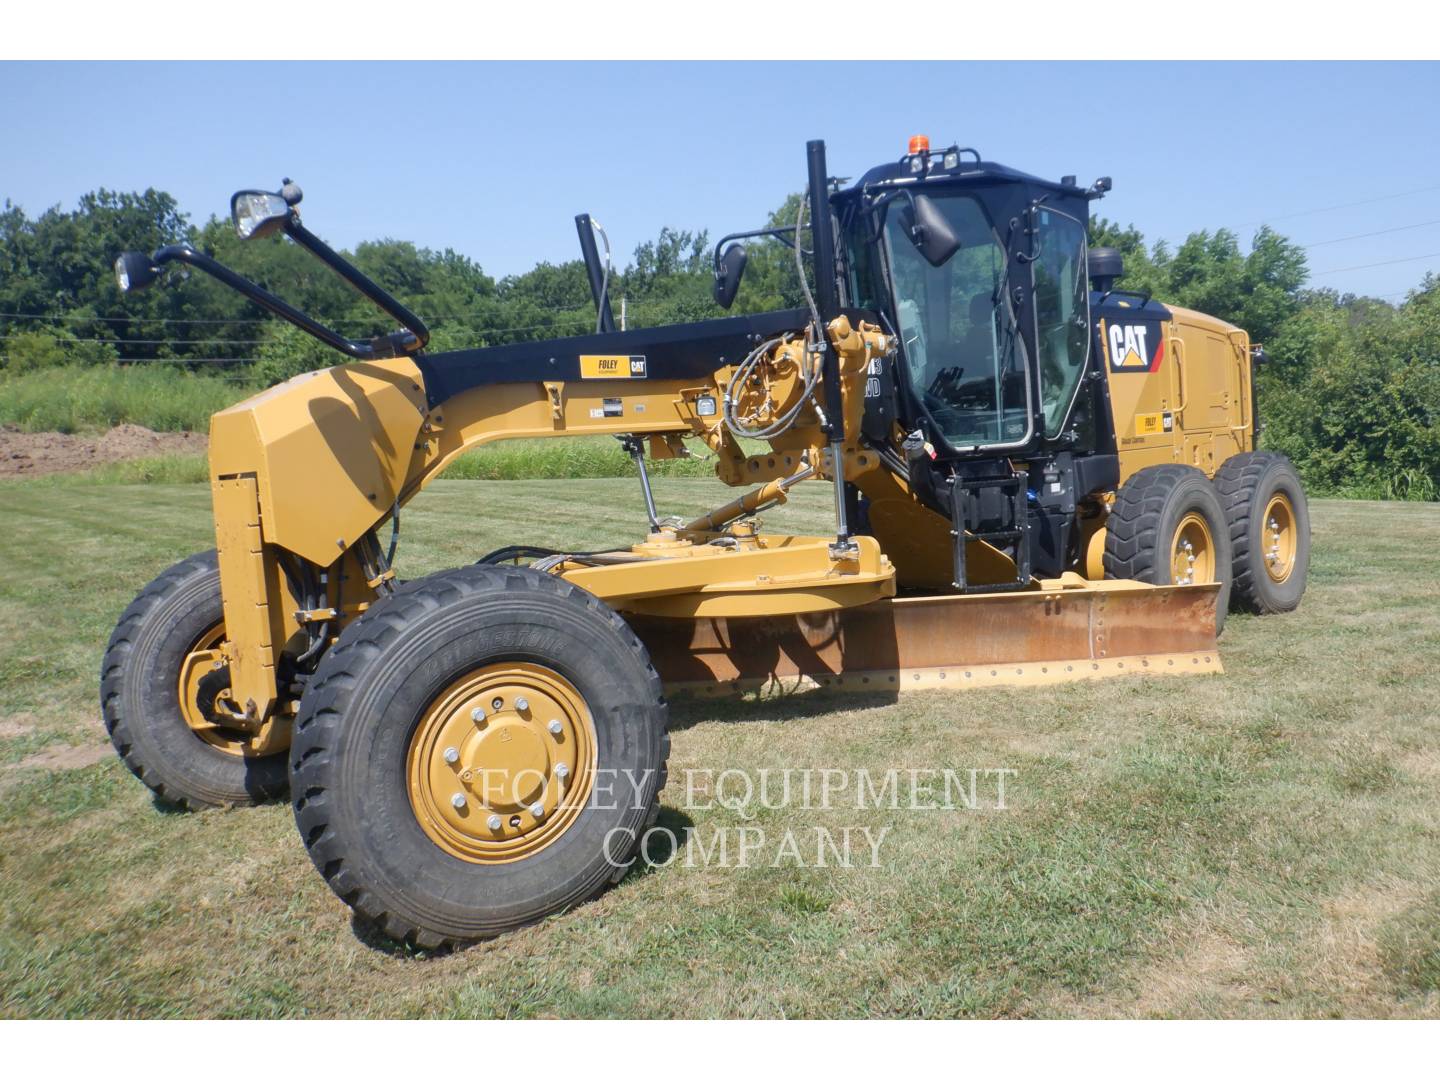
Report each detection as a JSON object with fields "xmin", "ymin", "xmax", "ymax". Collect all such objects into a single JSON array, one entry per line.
[
  {"xmin": 575, "ymin": 213, "xmax": 617, "ymax": 334},
  {"xmin": 804, "ymin": 139, "xmax": 854, "ymax": 548}
]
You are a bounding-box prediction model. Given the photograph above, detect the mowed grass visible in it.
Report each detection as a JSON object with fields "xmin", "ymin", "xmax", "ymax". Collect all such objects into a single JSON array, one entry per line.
[{"xmin": 1, "ymin": 476, "xmax": 1438, "ymax": 1018}]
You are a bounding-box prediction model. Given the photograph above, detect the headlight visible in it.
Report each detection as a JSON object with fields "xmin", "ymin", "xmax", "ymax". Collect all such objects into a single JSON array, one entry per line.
[{"xmin": 231, "ymin": 191, "xmax": 291, "ymax": 241}]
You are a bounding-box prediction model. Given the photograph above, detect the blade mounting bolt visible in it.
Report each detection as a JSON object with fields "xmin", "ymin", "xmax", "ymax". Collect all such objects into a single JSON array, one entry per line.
[
  {"xmin": 487, "ymin": 815, "xmax": 502, "ymax": 830},
  {"xmin": 443, "ymin": 746, "xmax": 459, "ymax": 764},
  {"xmin": 548, "ymin": 719, "xmax": 564, "ymax": 736},
  {"xmin": 530, "ymin": 801, "xmax": 545, "ymax": 818},
  {"xmin": 450, "ymin": 793, "xmax": 467, "ymax": 810}
]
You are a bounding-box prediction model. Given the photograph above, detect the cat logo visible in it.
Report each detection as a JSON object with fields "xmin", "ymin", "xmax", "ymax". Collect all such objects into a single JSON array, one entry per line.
[
  {"xmin": 579, "ymin": 354, "xmax": 647, "ymax": 379},
  {"xmin": 1107, "ymin": 323, "xmax": 1163, "ymax": 373}
]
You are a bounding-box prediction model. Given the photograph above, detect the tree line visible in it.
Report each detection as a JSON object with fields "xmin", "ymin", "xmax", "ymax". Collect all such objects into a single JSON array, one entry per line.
[{"xmin": 1, "ymin": 189, "xmax": 1436, "ymax": 499}]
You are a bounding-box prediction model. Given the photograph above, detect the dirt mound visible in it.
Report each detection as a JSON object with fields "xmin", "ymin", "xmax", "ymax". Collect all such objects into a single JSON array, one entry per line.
[{"xmin": 0, "ymin": 423, "xmax": 207, "ymax": 478}]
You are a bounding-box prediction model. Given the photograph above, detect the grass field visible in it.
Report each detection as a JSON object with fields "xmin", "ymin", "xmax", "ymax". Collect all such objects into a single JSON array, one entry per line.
[
  {"xmin": 1, "ymin": 475, "xmax": 1438, "ymax": 1018},
  {"xmin": 0, "ymin": 366, "xmax": 251, "ymax": 434}
]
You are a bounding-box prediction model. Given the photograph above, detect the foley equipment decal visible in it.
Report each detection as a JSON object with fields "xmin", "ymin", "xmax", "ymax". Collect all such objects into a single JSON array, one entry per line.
[
  {"xmin": 1134, "ymin": 411, "xmax": 1174, "ymax": 436},
  {"xmin": 579, "ymin": 354, "xmax": 648, "ymax": 379}
]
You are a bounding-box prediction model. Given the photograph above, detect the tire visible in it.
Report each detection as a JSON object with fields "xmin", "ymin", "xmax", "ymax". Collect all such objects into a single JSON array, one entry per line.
[
  {"xmin": 290, "ymin": 564, "xmax": 670, "ymax": 948},
  {"xmin": 1215, "ymin": 451, "xmax": 1310, "ymax": 614},
  {"xmin": 100, "ymin": 551, "xmax": 290, "ymax": 809},
  {"xmin": 1103, "ymin": 464, "xmax": 1234, "ymax": 632}
]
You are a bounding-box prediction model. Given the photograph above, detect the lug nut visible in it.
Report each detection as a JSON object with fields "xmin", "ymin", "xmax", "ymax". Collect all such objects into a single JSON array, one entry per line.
[
  {"xmin": 471, "ymin": 706, "xmax": 485, "ymax": 722},
  {"xmin": 443, "ymin": 746, "xmax": 459, "ymax": 764},
  {"xmin": 487, "ymin": 815, "xmax": 502, "ymax": 830},
  {"xmin": 530, "ymin": 801, "xmax": 545, "ymax": 818},
  {"xmin": 451, "ymin": 793, "xmax": 467, "ymax": 810},
  {"xmin": 515, "ymin": 697, "xmax": 530, "ymax": 712},
  {"xmin": 548, "ymin": 719, "xmax": 564, "ymax": 736},
  {"xmin": 555, "ymin": 763, "xmax": 570, "ymax": 780}
]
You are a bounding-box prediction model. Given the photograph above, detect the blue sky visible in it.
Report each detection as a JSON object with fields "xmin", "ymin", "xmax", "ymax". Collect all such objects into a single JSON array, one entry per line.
[{"xmin": 2, "ymin": 61, "xmax": 1437, "ymax": 300}]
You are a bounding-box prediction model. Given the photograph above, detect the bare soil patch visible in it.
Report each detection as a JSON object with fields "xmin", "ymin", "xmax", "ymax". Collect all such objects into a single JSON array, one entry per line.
[
  {"xmin": 0, "ymin": 423, "xmax": 206, "ymax": 478},
  {"xmin": 8, "ymin": 743, "xmax": 112, "ymax": 772},
  {"xmin": 0, "ymin": 716, "xmax": 38, "ymax": 739}
]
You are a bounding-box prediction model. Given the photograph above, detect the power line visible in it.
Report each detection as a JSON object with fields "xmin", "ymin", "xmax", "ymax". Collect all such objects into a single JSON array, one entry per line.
[
  {"xmin": 1300, "ymin": 218, "xmax": 1440, "ymax": 249},
  {"xmin": 1312, "ymin": 251, "xmax": 1440, "ymax": 276},
  {"xmin": 1240, "ymin": 183, "xmax": 1440, "ymax": 227},
  {"xmin": 0, "ymin": 300, "xmax": 611, "ymax": 327},
  {"xmin": 1, "ymin": 300, "xmax": 688, "ymax": 349}
]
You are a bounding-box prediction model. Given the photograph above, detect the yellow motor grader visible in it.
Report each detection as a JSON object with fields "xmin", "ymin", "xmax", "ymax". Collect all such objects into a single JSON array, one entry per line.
[{"xmin": 104, "ymin": 137, "xmax": 1309, "ymax": 945}]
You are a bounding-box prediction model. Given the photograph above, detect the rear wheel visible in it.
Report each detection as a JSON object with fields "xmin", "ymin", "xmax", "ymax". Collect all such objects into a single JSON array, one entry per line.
[
  {"xmin": 1104, "ymin": 464, "xmax": 1233, "ymax": 632},
  {"xmin": 1215, "ymin": 451, "xmax": 1310, "ymax": 613},
  {"xmin": 290, "ymin": 564, "xmax": 669, "ymax": 948},
  {"xmin": 100, "ymin": 551, "xmax": 290, "ymax": 809}
]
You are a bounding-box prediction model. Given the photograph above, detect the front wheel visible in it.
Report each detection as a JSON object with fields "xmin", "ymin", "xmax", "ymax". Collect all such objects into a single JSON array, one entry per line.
[
  {"xmin": 100, "ymin": 551, "xmax": 290, "ymax": 809},
  {"xmin": 290, "ymin": 564, "xmax": 670, "ymax": 948},
  {"xmin": 1103, "ymin": 464, "xmax": 1234, "ymax": 633}
]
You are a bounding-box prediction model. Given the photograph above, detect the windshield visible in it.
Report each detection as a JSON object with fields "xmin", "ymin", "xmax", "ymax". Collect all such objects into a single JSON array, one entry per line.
[
  {"xmin": 881, "ymin": 193, "xmax": 1030, "ymax": 448},
  {"xmin": 1031, "ymin": 207, "xmax": 1091, "ymax": 436}
]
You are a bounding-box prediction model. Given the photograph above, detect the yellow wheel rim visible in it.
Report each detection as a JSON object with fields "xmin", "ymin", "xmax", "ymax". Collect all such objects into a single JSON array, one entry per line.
[
  {"xmin": 407, "ymin": 663, "xmax": 597, "ymax": 864},
  {"xmin": 176, "ymin": 621, "xmax": 260, "ymax": 756},
  {"xmin": 1170, "ymin": 512, "xmax": 1216, "ymax": 586},
  {"xmin": 1262, "ymin": 492, "xmax": 1298, "ymax": 583}
]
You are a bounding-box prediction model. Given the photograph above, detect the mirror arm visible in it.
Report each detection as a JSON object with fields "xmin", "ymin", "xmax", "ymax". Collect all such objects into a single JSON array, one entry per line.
[
  {"xmin": 711, "ymin": 225, "xmax": 798, "ymax": 275},
  {"xmin": 281, "ymin": 217, "xmax": 430, "ymax": 350},
  {"xmin": 863, "ymin": 188, "xmax": 918, "ymax": 241},
  {"xmin": 148, "ymin": 244, "xmax": 417, "ymax": 361}
]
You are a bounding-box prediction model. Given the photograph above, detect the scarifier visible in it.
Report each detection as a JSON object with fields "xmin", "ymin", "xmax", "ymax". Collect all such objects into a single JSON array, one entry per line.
[{"xmin": 102, "ymin": 138, "xmax": 1310, "ymax": 944}]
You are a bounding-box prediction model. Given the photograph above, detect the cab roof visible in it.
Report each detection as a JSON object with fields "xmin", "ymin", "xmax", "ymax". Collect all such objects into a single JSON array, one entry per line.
[{"xmin": 838, "ymin": 151, "xmax": 1087, "ymax": 200}]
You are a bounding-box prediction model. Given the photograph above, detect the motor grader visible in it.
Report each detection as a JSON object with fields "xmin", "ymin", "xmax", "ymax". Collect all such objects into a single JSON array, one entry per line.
[{"xmin": 103, "ymin": 137, "xmax": 1309, "ymax": 946}]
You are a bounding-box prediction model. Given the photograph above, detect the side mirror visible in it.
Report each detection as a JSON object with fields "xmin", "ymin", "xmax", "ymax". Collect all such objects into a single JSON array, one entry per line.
[
  {"xmin": 903, "ymin": 193, "xmax": 961, "ymax": 268},
  {"xmin": 231, "ymin": 188, "xmax": 295, "ymax": 241},
  {"xmin": 114, "ymin": 251, "xmax": 162, "ymax": 292},
  {"xmin": 713, "ymin": 243, "xmax": 748, "ymax": 309}
]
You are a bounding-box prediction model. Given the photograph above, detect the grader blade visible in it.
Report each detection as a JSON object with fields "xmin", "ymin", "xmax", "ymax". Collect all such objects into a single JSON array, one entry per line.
[{"xmin": 628, "ymin": 579, "xmax": 1221, "ymax": 695}]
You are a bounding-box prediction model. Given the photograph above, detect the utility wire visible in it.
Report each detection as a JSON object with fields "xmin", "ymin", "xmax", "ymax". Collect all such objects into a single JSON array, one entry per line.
[
  {"xmin": 0, "ymin": 301, "xmax": 607, "ymax": 326},
  {"xmin": 1300, "ymin": 218, "xmax": 1440, "ymax": 249},
  {"xmin": 1312, "ymin": 251, "xmax": 1440, "ymax": 276},
  {"xmin": 1239, "ymin": 183, "xmax": 1440, "ymax": 227}
]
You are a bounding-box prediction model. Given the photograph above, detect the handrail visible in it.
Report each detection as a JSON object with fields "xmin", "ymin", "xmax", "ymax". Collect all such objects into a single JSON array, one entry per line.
[
  {"xmin": 1171, "ymin": 331, "xmax": 1189, "ymax": 420},
  {"xmin": 1226, "ymin": 329, "xmax": 1252, "ymax": 438}
]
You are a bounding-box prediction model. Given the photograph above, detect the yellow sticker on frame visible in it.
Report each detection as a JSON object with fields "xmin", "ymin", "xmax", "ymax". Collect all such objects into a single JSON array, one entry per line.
[{"xmin": 579, "ymin": 355, "xmax": 647, "ymax": 379}]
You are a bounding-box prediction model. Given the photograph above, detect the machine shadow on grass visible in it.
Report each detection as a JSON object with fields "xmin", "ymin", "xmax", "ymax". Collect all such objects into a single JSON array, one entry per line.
[
  {"xmin": 347, "ymin": 805, "xmax": 697, "ymax": 958},
  {"xmin": 666, "ymin": 688, "xmax": 898, "ymax": 731}
]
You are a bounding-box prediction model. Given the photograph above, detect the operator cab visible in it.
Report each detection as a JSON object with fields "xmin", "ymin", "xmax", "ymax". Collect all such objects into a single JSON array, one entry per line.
[{"xmin": 835, "ymin": 139, "xmax": 1102, "ymax": 461}]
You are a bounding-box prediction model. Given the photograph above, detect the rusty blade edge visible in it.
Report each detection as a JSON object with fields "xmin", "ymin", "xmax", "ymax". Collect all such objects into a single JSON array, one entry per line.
[{"xmin": 627, "ymin": 583, "xmax": 1221, "ymax": 690}]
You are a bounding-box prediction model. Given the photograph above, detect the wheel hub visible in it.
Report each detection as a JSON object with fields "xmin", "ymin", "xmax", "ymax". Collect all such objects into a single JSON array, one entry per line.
[
  {"xmin": 1170, "ymin": 512, "xmax": 1216, "ymax": 586},
  {"xmin": 176, "ymin": 622, "xmax": 282, "ymax": 756},
  {"xmin": 1262, "ymin": 493, "xmax": 1297, "ymax": 582},
  {"xmin": 407, "ymin": 662, "xmax": 596, "ymax": 863}
]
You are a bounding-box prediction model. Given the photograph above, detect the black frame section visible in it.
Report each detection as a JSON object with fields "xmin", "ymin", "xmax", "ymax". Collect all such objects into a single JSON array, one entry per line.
[{"xmin": 412, "ymin": 307, "xmax": 847, "ymax": 409}]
